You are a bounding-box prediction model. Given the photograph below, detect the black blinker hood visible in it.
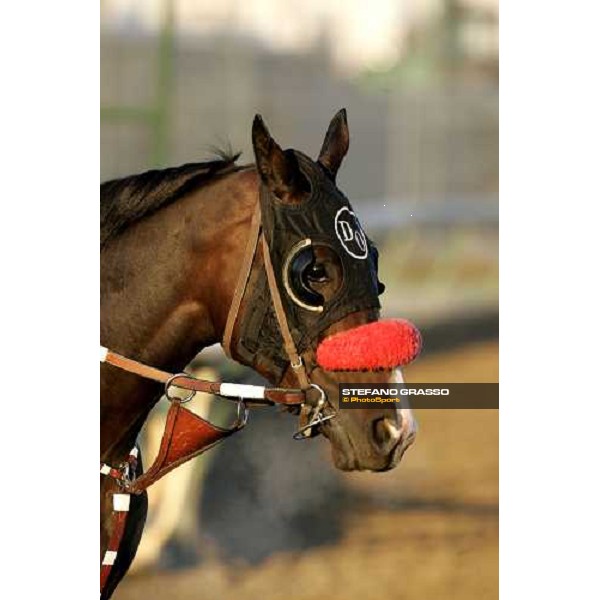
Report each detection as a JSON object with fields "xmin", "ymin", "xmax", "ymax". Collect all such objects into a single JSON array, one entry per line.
[{"xmin": 232, "ymin": 151, "xmax": 381, "ymax": 383}]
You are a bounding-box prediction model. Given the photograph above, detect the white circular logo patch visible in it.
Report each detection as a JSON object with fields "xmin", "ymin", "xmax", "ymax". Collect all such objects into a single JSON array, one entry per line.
[{"xmin": 334, "ymin": 207, "xmax": 368, "ymax": 259}]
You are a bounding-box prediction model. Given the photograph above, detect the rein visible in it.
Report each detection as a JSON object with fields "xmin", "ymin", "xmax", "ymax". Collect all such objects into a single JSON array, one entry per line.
[{"xmin": 100, "ymin": 346, "xmax": 309, "ymax": 408}]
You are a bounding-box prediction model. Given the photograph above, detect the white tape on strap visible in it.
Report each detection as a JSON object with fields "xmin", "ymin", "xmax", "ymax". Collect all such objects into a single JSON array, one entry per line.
[
  {"xmin": 100, "ymin": 346, "xmax": 108, "ymax": 362},
  {"xmin": 219, "ymin": 383, "xmax": 265, "ymax": 399},
  {"xmin": 102, "ymin": 551, "xmax": 117, "ymax": 566},
  {"xmin": 113, "ymin": 493, "xmax": 131, "ymax": 512}
]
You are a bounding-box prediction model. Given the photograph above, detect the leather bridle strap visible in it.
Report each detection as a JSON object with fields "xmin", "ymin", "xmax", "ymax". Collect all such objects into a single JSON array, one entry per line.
[
  {"xmin": 222, "ymin": 202, "xmax": 262, "ymax": 358},
  {"xmin": 260, "ymin": 233, "xmax": 311, "ymax": 390},
  {"xmin": 100, "ymin": 347, "xmax": 305, "ymax": 406}
]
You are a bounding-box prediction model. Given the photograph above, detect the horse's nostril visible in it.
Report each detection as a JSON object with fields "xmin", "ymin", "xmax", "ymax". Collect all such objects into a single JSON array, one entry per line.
[{"xmin": 372, "ymin": 417, "xmax": 402, "ymax": 454}]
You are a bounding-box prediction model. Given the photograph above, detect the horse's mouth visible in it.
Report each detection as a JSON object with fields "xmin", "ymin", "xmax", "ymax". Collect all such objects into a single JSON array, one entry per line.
[{"xmin": 320, "ymin": 417, "xmax": 416, "ymax": 472}]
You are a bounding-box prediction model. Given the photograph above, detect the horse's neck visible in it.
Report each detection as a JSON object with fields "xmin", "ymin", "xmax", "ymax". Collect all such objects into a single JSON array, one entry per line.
[{"xmin": 100, "ymin": 167, "xmax": 259, "ymax": 461}]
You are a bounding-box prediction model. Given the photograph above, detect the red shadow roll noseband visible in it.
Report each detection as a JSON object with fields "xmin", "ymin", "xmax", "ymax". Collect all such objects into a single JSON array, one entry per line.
[{"xmin": 316, "ymin": 319, "xmax": 422, "ymax": 371}]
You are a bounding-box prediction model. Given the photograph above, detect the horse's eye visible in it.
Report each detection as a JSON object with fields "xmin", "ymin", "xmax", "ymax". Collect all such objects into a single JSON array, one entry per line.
[{"xmin": 305, "ymin": 263, "xmax": 328, "ymax": 283}]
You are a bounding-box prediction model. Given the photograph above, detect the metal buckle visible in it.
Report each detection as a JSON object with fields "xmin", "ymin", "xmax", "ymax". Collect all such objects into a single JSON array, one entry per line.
[
  {"xmin": 164, "ymin": 373, "xmax": 196, "ymax": 404},
  {"xmin": 234, "ymin": 399, "xmax": 250, "ymax": 429},
  {"xmin": 307, "ymin": 383, "xmax": 326, "ymax": 408},
  {"xmin": 115, "ymin": 462, "xmax": 136, "ymax": 490},
  {"xmin": 292, "ymin": 412, "xmax": 335, "ymax": 440},
  {"xmin": 292, "ymin": 384, "xmax": 335, "ymax": 440}
]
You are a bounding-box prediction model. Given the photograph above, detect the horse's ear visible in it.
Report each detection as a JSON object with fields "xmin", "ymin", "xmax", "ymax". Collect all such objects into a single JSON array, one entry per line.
[
  {"xmin": 317, "ymin": 108, "xmax": 349, "ymax": 179},
  {"xmin": 252, "ymin": 115, "xmax": 309, "ymax": 204}
]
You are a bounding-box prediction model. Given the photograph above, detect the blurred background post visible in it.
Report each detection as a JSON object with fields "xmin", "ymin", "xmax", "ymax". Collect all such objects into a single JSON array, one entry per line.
[{"xmin": 101, "ymin": 1, "xmax": 498, "ymax": 598}]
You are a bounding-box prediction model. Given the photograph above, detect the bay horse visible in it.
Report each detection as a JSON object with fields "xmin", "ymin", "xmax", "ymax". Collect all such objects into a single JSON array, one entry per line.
[{"xmin": 100, "ymin": 109, "xmax": 419, "ymax": 598}]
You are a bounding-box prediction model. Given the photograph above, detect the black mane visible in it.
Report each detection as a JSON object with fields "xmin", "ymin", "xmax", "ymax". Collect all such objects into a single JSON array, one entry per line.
[{"xmin": 100, "ymin": 152, "xmax": 240, "ymax": 247}]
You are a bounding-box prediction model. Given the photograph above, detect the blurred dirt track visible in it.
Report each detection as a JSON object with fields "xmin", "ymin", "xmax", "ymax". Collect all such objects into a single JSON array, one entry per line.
[{"xmin": 115, "ymin": 341, "xmax": 498, "ymax": 600}]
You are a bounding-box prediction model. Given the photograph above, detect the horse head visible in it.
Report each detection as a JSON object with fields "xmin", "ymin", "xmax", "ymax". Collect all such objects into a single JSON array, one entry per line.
[{"xmin": 225, "ymin": 110, "xmax": 421, "ymax": 471}]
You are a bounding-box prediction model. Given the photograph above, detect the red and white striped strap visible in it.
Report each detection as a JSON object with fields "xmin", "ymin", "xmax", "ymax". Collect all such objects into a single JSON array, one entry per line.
[
  {"xmin": 100, "ymin": 447, "xmax": 139, "ymax": 595},
  {"xmin": 100, "ymin": 492, "xmax": 131, "ymax": 594}
]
